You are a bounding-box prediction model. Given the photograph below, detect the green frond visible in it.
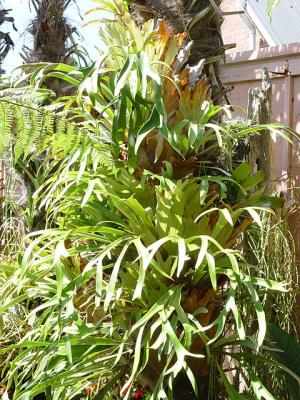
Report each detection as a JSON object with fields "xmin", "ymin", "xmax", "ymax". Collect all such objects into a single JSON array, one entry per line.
[
  {"xmin": 0, "ymin": 86, "xmax": 55, "ymax": 105},
  {"xmin": 0, "ymin": 99, "xmax": 114, "ymax": 170},
  {"xmin": 0, "ymin": 101, "xmax": 14, "ymax": 156},
  {"xmin": 267, "ymin": 0, "xmax": 282, "ymax": 18}
]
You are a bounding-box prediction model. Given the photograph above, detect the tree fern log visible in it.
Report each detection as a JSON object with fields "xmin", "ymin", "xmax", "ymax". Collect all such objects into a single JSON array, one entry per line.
[{"xmin": 128, "ymin": 0, "xmax": 225, "ymax": 100}]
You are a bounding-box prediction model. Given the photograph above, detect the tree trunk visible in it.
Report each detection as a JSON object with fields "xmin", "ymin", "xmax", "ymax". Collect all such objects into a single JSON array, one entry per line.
[
  {"xmin": 22, "ymin": 0, "xmax": 77, "ymax": 65},
  {"xmin": 247, "ymin": 67, "xmax": 275, "ymax": 194},
  {"xmin": 129, "ymin": 0, "xmax": 226, "ymax": 100}
]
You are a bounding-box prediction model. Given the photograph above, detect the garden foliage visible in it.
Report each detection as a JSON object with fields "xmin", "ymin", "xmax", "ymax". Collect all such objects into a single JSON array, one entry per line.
[{"xmin": 0, "ymin": 0, "xmax": 297, "ymax": 399}]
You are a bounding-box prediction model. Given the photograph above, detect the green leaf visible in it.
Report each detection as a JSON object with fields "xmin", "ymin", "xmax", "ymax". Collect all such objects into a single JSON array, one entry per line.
[
  {"xmin": 244, "ymin": 207, "xmax": 263, "ymax": 228},
  {"xmin": 95, "ymin": 257, "xmax": 104, "ymax": 307},
  {"xmin": 195, "ymin": 236, "xmax": 208, "ymax": 270},
  {"xmin": 206, "ymin": 253, "xmax": 216, "ymax": 290},
  {"xmin": 115, "ymin": 56, "xmax": 135, "ymax": 95},
  {"xmin": 133, "ymin": 238, "xmax": 171, "ymax": 299},
  {"xmin": 250, "ymin": 276, "xmax": 289, "ymax": 292},
  {"xmin": 131, "ymin": 287, "xmax": 182, "ymax": 333},
  {"xmin": 177, "ymin": 238, "xmax": 186, "ymax": 277},
  {"xmin": 267, "ymin": 0, "xmax": 282, "ymax": 18},
  {"xmin": 243, "ymin": 279, "xmax": 266, "ymax": 347},
  {"xmin": 0, "ymin": 293, "xmax": 29, "ymax": 314},
  {"xmin": 205, "ymin": 123, "xmax": 226, "ymax": 147},
  {"xmin": 112, "ymin": 90, "xmax": 127, "ymax": 148},
  {"xmin": 135, "ymin": 107, "xmax": 162, "ymax": 153},
  {"xmin": 217, "ymin": 363, "xmax": 247, "ymax": 399},
  {"xmin": 220, "ymin": 208, "xmax": 233, "ymax": 226},
  {"xmin": 242, "ymin": 170, "xmax": 265, "ymax": 190},
  {"xmin": 267, "ymin": 323, "xmax": 300, "ymax": 399},
  {"xmin": 232, "ymin": 163, "xmax": 251, "ymax": 181},
  {"xmin": 46, "ymin": 72, "xmax": 80, "ymax": 87},
  {"xmin": 199, "ymin": 179, "xmax": 209, "ymax": 205},
  {"xmin": 245, "ymin": 365, "xmax": 276, "ymax": 400},
  {"xmin": 63, "ymin": 336, "xmax": 73, "ymax": 364},
  {"xmin": 188, "ymin": 123, "xmax": 198, "ymax": 147},
  {"xmin": 81, "ymin": 179, "xmax": 96, "ymax": 207},
  {"xmin": 122, "ymin": 327, "xmax": 144, "ymax": 398},
  {"xmin": 104, "ymin": 241, "xmax": 132, "ymax": 311}
]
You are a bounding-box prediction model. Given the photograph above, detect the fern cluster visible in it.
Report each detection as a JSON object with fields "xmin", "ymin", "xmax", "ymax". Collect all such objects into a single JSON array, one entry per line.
[
  {"xmin": 0, "ymin": 86, "xmax": 55, "ymax": 105},
  {"xmin": 0, "ymin": 100, "xmax": 77, "ymax": 159},
  {"xmin": 0, "ymin": 96, "xmax": 114, "ymax": 169}
]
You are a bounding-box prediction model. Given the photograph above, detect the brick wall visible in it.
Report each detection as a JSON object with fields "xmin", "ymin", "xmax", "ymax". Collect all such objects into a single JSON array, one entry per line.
[{"xmin": 221, "ymin": 0, "xmax": 266, "ymax": 53}]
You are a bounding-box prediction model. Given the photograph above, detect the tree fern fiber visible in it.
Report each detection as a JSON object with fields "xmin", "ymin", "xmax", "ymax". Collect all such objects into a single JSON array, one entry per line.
[{"xmin": 129, "ymin": 0, "xmax": 225, "ymax": 99}]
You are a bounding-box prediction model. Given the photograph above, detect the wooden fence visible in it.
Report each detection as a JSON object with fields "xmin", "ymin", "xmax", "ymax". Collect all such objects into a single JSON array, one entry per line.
[{"xmin": 219, "ymin": 42, "xmax": 300, "ymax": 256}]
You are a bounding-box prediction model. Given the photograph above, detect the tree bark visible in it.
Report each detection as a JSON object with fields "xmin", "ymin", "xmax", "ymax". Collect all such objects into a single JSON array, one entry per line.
[
  {"xmin": 247, "ymin": 67, "xmax": 275, "ymax": 194},
  {"xmin": 22, "ymin": 0, "xmax": 77, "ymax": 64},
  {"xmin": 129, "ymin": 0, "xmax": 226, "ymax": 100}
]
